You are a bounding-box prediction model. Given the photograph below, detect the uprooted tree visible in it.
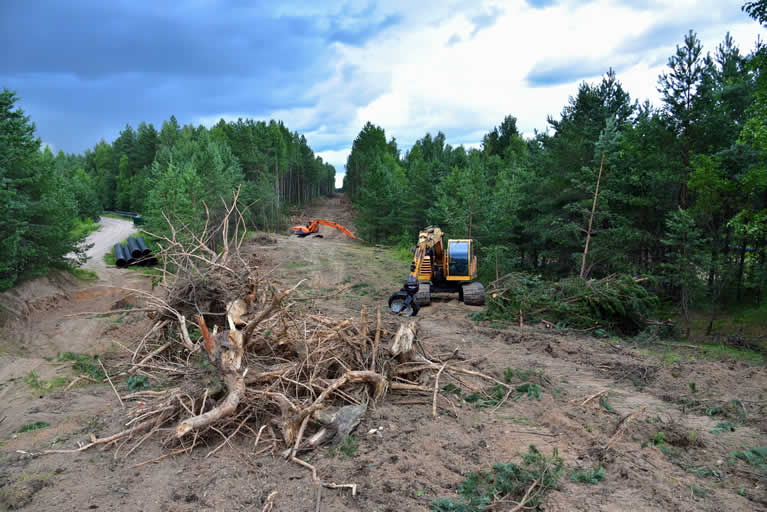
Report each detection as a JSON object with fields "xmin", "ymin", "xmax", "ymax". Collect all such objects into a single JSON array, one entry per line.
[{"xmin": 28, "ymin": 188, "xmax": 516, "ymax": 497}]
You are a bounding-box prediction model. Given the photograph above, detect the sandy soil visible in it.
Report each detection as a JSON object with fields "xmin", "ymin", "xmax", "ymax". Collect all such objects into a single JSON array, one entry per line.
[{"xmin": 1, "ymin": 196, "xmax": 765, "ymax": 511}]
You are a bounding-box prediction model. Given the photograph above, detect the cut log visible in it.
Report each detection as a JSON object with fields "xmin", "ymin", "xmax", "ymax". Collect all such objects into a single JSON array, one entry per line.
[{"xmin": 391, "ymin": 319, "xmax": 417, "ymax": 362}]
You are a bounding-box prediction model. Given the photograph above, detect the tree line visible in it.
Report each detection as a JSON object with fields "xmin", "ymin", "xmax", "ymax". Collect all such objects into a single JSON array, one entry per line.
[
  {"xmin": 345, "ymin": 11, "xmax": 766, "ymax": 331},
  {"xmin": 0, "ymin": 95, "xmax": 335, "ymax": 291}
]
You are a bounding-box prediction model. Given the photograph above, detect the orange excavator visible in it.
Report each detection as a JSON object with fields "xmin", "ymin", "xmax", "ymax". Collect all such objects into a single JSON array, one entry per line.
[{"xmin": 290, "ymin": 219, "xmax": 357, "ymax": 239}]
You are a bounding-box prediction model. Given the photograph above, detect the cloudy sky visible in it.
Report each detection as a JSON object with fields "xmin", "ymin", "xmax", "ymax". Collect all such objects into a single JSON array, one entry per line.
[{"xmin": 1, "ymin": 0, "xmax": 763, "ymax": 187}]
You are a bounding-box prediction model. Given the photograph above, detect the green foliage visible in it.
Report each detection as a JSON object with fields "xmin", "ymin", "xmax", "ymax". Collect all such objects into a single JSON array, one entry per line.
[
  {"xmin": 328, "ymin": 436, "xmax": 358, "ymax": 458},
  {"xmin": 126, "ymin": 375, "xmax": 150, "ymax": 391},
  {"xmin": 0, "ymin": 89, "xmax": 84, "ymax": 290},
  {"xmin": 431, "ymin": 446, "xmax": 563, "ymax": 512},
  {"xmin": 70, "ymin": 218, "xmax": 99, "ymax": 240},
  {"xmin": 599, "ymin": 395, "xmax": 617, "ymax": 414},
  {"xmin": 463, "ymin": 385, "xmax": 507, "ymax": 409},
  {"xmin": 514, "ymin": 383, "xmax": 542, "ymax": 401},
  {"xmin": 68, "ymin": 267, "xmax": 98, "ymax": 283},
  {"xmin": 570, "ymin": 466, "xmax": 606, "ymax": 484},
  {"xmin": 710, "ymin": 421, "xmax": 737, "ymax": 434},
  {"xmin": 58, "ymin": 352, "xmax": 105, "ymax": 381},
  {"xmin": 481, "ymin": 273, "xmax": 659, "ymax": 334},
  {"xmin": 17, "ymin": 421, "xmax": 50, "ymax": 433},
  {"xmin": 23, "ymin": 371, "xmax": 68, "ymax": 392},
  {"xmin": 729, "ymin": 446, "xmax": 767, "ymax": 470},
  {"xmin": 688, "ymin": 484, "xmax": 710, "ymax": 498}
]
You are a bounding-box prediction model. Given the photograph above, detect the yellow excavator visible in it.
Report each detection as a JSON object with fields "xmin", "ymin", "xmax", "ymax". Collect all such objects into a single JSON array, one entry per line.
[{"xmin": 389, "ymin": 226, "xmax": 485, "ymax": 316}]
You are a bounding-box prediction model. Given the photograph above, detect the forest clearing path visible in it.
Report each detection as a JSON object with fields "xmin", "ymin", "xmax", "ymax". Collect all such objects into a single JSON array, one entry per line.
[{"xmin": 0, "ymin": 195, "xmax": 764, "ymax": 511}]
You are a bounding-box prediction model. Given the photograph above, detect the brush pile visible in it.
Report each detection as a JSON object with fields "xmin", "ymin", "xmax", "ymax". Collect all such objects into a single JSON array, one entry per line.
[
  {"xmin": 37, "ymin": 190, "xmax": 509, "ymax": 494},
  {"xmin": 481, "ymin": 272, "xmax": 659, "ymax": 334}
]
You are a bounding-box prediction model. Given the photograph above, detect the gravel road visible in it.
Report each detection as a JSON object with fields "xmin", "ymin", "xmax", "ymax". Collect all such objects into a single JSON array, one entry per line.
[{"xmin": 82, "ymin": 217, "xmax": 137, "ymax": 275}]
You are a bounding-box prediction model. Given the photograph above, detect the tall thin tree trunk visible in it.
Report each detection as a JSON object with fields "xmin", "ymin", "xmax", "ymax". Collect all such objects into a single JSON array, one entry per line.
[
  {"xmin": 737, "ymin": 237, "xmax": 747, "ymax": 301},
  {"xmin": 580, "ymin": 154, "xmax": 605, "ymax": 279}
]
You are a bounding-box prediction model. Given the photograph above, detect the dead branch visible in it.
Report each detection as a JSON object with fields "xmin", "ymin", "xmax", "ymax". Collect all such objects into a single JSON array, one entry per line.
[{"xmin": 606, "ymin": 406, "xmax": 646, "ymax": 449}]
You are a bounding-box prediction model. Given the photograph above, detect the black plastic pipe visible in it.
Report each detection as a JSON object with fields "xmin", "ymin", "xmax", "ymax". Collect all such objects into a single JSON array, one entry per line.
[
  {"xmin": 114, "ymin": 244, "xmax": 127, "ymax": 268},
  {"xmin": 135, "ymin": 236, "xmax": 151, "ymax": 256},
  {"xmin": 126, "ymin": 237, "xmax": 143, "ymax": 259}
]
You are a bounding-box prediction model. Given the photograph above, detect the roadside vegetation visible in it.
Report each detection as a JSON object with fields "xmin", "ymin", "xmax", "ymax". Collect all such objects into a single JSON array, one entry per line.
[{"xmin": 343, "ymin": 7, "xmax": 767, "ymax": 350}]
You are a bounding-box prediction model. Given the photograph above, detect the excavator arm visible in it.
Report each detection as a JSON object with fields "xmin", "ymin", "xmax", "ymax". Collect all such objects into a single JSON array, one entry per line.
[
  {"xmin": 389, "ymin": 227, "xmax": 444, "ymax": 316},
  {"xmin": 310, "ymin": 219, "xmax": 357, "ymax": 239},
  {"xmin": 291, "ymin": 219, "xmax": 358, "ymax": 239}
]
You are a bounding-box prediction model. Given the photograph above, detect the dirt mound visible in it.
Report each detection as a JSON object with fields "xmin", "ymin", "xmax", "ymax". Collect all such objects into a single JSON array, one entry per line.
[{"xmin": 0, "ymin": 271, "xmax": 78, "ymax": 328}]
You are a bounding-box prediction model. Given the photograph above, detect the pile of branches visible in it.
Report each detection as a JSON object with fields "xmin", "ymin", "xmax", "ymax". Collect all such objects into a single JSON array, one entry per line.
[
  {"xmin": 482, "ymin": 272, "xmax": 659, "ymax": 334},
  {"xmin": 32, "ymin": 190, "xmax": 510, "ymax": 497}
]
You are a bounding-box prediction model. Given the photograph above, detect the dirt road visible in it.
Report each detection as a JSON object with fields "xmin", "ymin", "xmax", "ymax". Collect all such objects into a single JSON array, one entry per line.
[
  {"xmin": 82, "ymin": 216, "xmax": 137, "ymax": 278},
  {"xmin": 1, "ymin": 195, "xmax": 765, "ymax": 511}
]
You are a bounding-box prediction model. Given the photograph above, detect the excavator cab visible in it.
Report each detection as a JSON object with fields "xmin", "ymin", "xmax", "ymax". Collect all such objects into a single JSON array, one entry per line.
[{"xmin": 447, "ymin": 240, "xmax": 470, "ymax": 277}]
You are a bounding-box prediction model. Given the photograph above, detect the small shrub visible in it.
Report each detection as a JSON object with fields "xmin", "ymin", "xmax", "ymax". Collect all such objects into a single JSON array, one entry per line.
[
  {"xmin": 58, "ymin": 352, "xmax": 105, "ymax": 381},
  {"xmin": 710, "ymin": 421, "xmax": 737, "ymax": 434},
  {"xmin": 442, "ymin": 383, "xmax": 462, "ymax": 396},
  {"xmin": 431, "ymin": 445, "xmax": 563, "ymax": 512},
  {"xmin": 729, "ymin": 446, "xmax": 767, "ymax": 470},
  {"xmin": 23, "ymin": 371, "xmax": 67, "ymax": 392},
  {"xmin": 514, "ymin": 383, "xmax": 542, "ymax": 401},
  {"xmin": 18, "ymin": 421, "xmax": 50, "ymax": 433},
  {"xmin": 329, "ymin": 436, "xmax": 358, "ymax": 458},
  {"xmin": 599, "ymin": 395, "xmax": 617, "ymax": 414},
  {"xmin": 689, "ymin": 484, "xmax": 710, "ymax": 498},
  {"xmin": 570, "ymin": 466, "xmax": 606, "ymax": 484},
  {"xmin": 126, "ymin": 375, "xmax": 150, "ymax": 391}
]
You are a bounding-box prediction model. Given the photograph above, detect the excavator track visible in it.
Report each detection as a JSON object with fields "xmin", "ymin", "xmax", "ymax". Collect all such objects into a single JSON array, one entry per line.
[
  {"xmin": 414, "ymin": 283, "xmax": 431, "ymax": 306},
  {"xmin": 461, "ymin": 282, "xmax": 486, "ymax": 306}
]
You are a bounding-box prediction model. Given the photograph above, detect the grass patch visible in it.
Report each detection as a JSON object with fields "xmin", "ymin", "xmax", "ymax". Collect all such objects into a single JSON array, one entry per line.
[
  {"xmin": 457, "ymin": 368, "xmax": 547, "ymax": 409},
  {"xmin": 392, "ymin": 246, "xmax": 415, "ymax": 262},
  {"xmin": 570, "ymin": 466, "xmax": 606, "ymax": 484},
  {"xmin": 71, "ymin": 217, "xmax": 100, "ymax": 239},
  {"xmin": 23, "ymin": 371, "xmax": 68, "ymax": 393},
  {"xmin": 58, "ymin": 352, "xmax": 105, "ymax": 381},
  {"xmin": 282, "ymin": 261, "xmax": 311, "ymax": 269},
  {"xmin": 328, "ymin": 436, "xmax": 358, "ymax": 457},
  {"xmin": 689, "ymin": 483, "xmax": 710, "ymax": 498},
  {"xmin": 431, "ymin": 445, "xmax": 563, "ymax": 512},
  {"xmin": 599, "ymin": 395, "xmax": 618, "ymax": 414},
  {"xmin": 729, "ymin": 446, "xmax": 767, "ymax": 470},
  {"xmin": 126, "ymin": 375, "xmax": 150, "ymax": 391},
  {"xmin": 68, "ymin": 267, "xmax": 98, "ymax": 283},
  {"xmin": 99, "ymin": 212, "xmax": 132, "ymax": 220},
  {"xmin": 17, "ymin": 421, "xmax": 50, "ymax": 433}
]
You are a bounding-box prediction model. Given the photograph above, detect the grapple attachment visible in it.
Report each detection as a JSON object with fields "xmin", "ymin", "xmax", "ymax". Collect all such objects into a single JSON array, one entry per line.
[{"xmin": 388, "ymin": 290, "xmax": 420, "ymax": 316}]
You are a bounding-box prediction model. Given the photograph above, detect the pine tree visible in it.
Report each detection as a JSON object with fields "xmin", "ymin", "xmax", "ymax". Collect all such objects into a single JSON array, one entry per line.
[{"xmin": 0, "ymin": 89, "xmax": 80, "ymax": 289}]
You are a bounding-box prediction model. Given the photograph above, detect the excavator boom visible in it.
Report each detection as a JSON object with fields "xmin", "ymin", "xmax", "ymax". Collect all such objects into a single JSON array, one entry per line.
[{"xmin": 290, "ymin": 219, "xmax": 357, "ymax": 240}]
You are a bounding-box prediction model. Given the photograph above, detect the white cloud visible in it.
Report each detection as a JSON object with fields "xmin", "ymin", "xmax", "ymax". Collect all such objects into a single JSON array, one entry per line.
[{"xmin": 197, "ymin": 0, "xmax": 765, "ymax": 183}]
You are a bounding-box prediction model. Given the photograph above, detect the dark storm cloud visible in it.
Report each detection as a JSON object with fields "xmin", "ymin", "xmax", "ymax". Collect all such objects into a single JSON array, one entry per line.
[
  {"xmin": 526, "ymin": 57, "xmax": 614, "ymax": 87},
  {"xmin": 0, "ymin": 1, "xmax": 324, "ymax": 79},
  {"xmin": 0, "ymin": 0, "xmax": 398, "ymax": 153}
]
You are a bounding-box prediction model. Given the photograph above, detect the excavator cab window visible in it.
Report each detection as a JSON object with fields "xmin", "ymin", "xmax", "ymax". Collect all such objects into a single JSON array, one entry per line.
[{"xmin": 448, "ymin": 241, "xmax": 470, "ymax": 276}]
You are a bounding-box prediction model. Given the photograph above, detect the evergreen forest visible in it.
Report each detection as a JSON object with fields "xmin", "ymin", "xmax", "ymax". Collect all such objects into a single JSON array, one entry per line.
[
  {"xmin": 2, "ymin": 2, "xmax": 766, "ymax": 337},
  {"xmin": 345, "ymin": 16, "xmax": 767, "ymax": 333}
]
